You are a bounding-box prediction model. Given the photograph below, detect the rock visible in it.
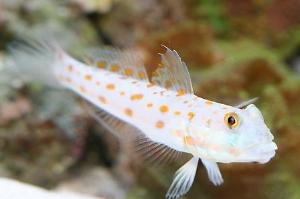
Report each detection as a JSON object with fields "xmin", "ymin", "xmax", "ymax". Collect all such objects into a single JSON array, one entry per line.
[
  {"xmin": 56, "ymin": 167, "xmax": 129, "ymax": 199},
  {"xmin": 69, "ymin": 0, "xmax": 114, "ymax": 13},
  {"xmin": 0, "ymin": 177, "xmax": 102, "ymax": 199},
  {"xmin": 0, "ymin": 97, "xmax": 31, "ymax": 125}
]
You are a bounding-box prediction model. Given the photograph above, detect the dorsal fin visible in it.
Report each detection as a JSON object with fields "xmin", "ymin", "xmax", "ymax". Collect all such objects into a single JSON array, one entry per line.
[
  {"xmin": 84, "ymin": 101, "xmax": 182, "ymax": 165},
  {"xmin": 235, "ymin": 97, "xmax": 259, "ymax": 109},
  {"xmin": 151, "ymin": 46, "xmax": 194, "ymax": 95},
  {"xmin": 85, "ymin": 47, "xmax": 149, "ymax": 81}
]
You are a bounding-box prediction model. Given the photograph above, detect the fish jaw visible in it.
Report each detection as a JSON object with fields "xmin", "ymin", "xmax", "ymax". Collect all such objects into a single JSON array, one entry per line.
[{"xmin": 239, "ymin": 141, "xmax": 277, "ymax": 164}]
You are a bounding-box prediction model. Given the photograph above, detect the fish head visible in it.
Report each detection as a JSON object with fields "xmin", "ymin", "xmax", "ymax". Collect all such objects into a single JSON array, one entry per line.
[
  {"xmin": 190, "ymin": 104, "xmax": 277, "ymax": 164},
  {"xmin": 225, "ymin": 104, "xmax": 277, "ymax": 163}
]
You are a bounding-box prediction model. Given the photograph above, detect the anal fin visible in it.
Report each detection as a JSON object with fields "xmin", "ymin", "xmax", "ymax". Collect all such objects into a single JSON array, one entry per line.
[
  {"xmin": 84, "ymin": 101, "xmax": 137, "ymax": 139},
  {"xmin": 84, "ymin": 101, "xmax": 182, "ymax": 166}
]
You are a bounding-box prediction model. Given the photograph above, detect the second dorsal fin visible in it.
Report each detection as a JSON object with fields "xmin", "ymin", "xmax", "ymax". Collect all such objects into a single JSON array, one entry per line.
[
  {"xmin": 151, "ymin": 46, "xmax": 194, "ymax": 95},
  {"xmin": 85, "ymin": 47, "xmax": 149, "ymax": 81}
]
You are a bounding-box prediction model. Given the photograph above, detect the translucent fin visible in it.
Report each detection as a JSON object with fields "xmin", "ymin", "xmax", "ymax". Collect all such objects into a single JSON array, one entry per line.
[
  {"xmin": 166, "ymin": 157, "xmax": 199, "ymax": 199},
  {"xmin": 152, "ymin": 46, "xmax": 193, "ymax": 94},
  {"xmin": 84, "ymin": 101, "xmax": 137, "ymax": 139},
  {"xmin": 84, "ymin": 102, "xmax": 181, "ymax": 165},
  {"xmin": 136, "ymin": 136, "xmax": 183, "ymax": 165},
  {"xmin": 201, "ymin": 159, "xmax": 223, "ymax": 186},
  {"xmin": 235, "ymin": 97, "xmax": 259, "ymax": 109},
  {"xmin": 8, "ymin": 38, "xmax": 61, "ymax": 88},
  {"xmin": 85, "ymin": 47, "xmax": 149, "ymax": 81}
]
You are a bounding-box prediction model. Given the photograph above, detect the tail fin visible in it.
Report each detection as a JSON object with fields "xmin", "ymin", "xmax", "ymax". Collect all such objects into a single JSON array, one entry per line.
[{"xmin": 8, "ymin": 38, "xmax": 62, "ymax": 88}]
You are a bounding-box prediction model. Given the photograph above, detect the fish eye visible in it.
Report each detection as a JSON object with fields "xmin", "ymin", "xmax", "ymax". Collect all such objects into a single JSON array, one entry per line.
[{"xmin": 224, "ymin": 112, "xmax": 240, "ymax": 129}]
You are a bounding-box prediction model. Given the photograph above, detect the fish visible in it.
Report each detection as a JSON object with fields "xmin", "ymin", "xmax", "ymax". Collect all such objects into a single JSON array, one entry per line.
[{"xmin": 9, "ymin": 40, "xmax": 277, "ymax": 199}]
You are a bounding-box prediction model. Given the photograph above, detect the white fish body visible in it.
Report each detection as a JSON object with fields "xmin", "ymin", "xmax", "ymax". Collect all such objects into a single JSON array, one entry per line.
[{"xmin": 10, "ymin": 42, "xmax": 277, "ymax": 199}]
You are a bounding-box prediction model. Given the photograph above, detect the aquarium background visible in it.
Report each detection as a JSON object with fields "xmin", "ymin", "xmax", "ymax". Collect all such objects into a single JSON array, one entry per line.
[{"xmin": 0, "ymin": 0, "xmax": 300, "ymax": 199}]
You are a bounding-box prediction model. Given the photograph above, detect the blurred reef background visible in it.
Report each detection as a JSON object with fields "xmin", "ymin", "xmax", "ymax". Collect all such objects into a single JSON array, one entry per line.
[{"xmin": 0, "ymin": 0, "xmax": 300, "ymax": 199}]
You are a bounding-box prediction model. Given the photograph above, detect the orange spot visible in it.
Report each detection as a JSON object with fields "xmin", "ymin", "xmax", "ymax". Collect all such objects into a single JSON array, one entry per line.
[
  {"xmin": 183, "ymin": 136, "xmax": 200, "ymax": 146},
  {"xmin": 229, "ymin": 148, "xmax": 240, "ymax": 156},
  {"xmin": 124, "ymin": 68, "xmax": 134, "ymax": 76},
  {"xmin": 79, "ymin": 86, "xmax": 86, "ymax": 93},
  {"xmin": 176, "ymin": 89, "xmax": 186, "ymax": 96},
  {"xmin": 147, "ymin": 83, "xmax": 154, "ymax": 88},
  {"xmin": 106, "ymin": 83, "xmax": 115, "ymax": 90},
  {"xmin": 98, "ymin": 96, "xmax": 106, "ymax": 104},
  {"xmin": 172, "ymin": 130, "xmax": 185, "ymax": 137},
  {"xmin": 158, "ymin": 63, "xmax": 164, "ymax": 68},
  {"xmin": 130, "ymin": 94, "xmax": 144, "ymax": 101},
  {"xmin": 124, "ymin": 108, "xmax": 133, "ymax": 117},
  {"xmin": 159, "ymin": 105, "xmax": 169, "ymax": 113},
  {"xmin": 174, "ymin": 111, "xmax": 181, "ymax": 116},
  {"xmin": 97, "ymin": 61, "xmax": 107, "ymax": 69},
  {"xmin": 111, "ymin": 64, "xmax": 120, "ymax": 72},
  {"xmin": 188, "ymin": 112, "xmax": 195, "ymax": 120},
  {"xmin": 205, "ymin": 100, "xmax": 214, "ymax": 106},
  {"xmin": 156, "ymin": 120, "xmax": 164, "ymax": 129},
  {"xmin": 120, "ymin": 91, "xmax": 125, "ymax": 96},
  {"xmin": 84, "ymin": 74, "xmax": 92, "ymax": 81},
  {"xmin": 67, "ymin": 65, "xmax": 73, "ymax": 72},
  {"xmin": 211, "ymin": 145, "xmax": 221, "ymax": 152},
  {"xmin": 147, "ymin": 103, "xmax": 153, "ymax": 108},
  {"xmin": 138, "ymin": 71, "xmax": 146, "ymax": 79},
  {"xmin": 206, "ymin": 119, "xmax": 212, "ymax": 127}
]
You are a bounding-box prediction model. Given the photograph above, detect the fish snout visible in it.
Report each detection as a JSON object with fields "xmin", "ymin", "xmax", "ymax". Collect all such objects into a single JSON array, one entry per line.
[
  {"xmin": 265, "ymin": 130, "xmax": 274, "ymax": 142},
  {"xmin": 254, "ymin": 142, "xmax": 278, "ymax": 164}
]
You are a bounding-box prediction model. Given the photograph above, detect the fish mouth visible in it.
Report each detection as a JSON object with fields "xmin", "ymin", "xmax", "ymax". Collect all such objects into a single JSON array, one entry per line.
[
  {"xmin": 238, "ymin": 128, "xmax": 277, "ymax": 163},
  {"xmin": 241, "ymin": 141, "xmax": 278, "ymax": 163}
]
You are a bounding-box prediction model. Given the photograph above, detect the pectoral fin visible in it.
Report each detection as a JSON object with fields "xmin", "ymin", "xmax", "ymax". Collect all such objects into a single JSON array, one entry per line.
[
  {"xmin": 166, "ymin": 157, "xmax": 199, "ymax": 199},
  {"xmin": 201, "ymin": 159, "xmax": 223, "ymax": 186}
]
